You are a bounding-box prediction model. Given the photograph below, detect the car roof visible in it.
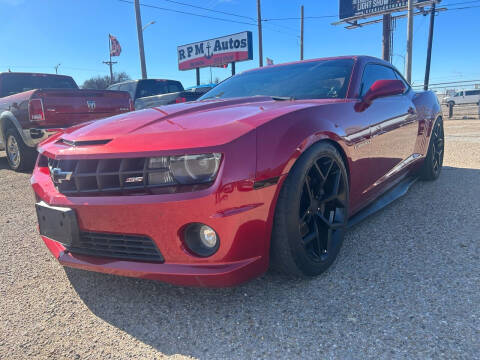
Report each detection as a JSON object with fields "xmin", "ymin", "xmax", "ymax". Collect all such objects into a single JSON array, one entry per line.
[
  {"xmin": 111, "ymin": 79, "xmax": 181, "ymax": 87},
  {"xmin": 0, "ymin": 72, "xmax": 73, "ymax": 78},
  {"xmin": 242, "ymin": 55, "xmax": 392, "ymax": 73}
]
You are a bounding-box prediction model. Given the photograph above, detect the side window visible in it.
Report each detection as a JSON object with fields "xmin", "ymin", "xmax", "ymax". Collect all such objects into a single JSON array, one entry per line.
[
  {"xmin": 393, "ymin": 70, "xmax": 410, "ymax": 92},
  {"xmin": 465, "ymin": 90, "xmax": 480, "ymax": 96},
  {"xmin": 360, "ymin": 64, "xmax": 398, "ymax": 97},
  {"xmin": 126, "ymin": 82, "xmax": 137, "ymax": 100}
]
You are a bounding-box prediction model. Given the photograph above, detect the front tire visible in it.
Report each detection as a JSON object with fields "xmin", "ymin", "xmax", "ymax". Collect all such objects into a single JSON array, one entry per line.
[
  {"xmin": 270, "ymin": 142, "xmax": 349, "ymax": 277},
  {"xmin": 420, "ymin": 118, "xmax": 444, "ymax": 181},
  {"xmin": 5, "ymin": 127, "xmax": 37, "ymax": 172}
]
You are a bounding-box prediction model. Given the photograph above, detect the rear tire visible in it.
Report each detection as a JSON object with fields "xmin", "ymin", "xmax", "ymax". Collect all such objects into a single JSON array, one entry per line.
[
  {"xmin": 419, "ymin": 118, "xmax": 444, "ymax": 181},
  {"xmin": 5, "ymin": 127, "xmax": 37, "ymax": 172},
  {"xmin": 270, "ymin": 142, "xmax": 349, "ymax": 277}
]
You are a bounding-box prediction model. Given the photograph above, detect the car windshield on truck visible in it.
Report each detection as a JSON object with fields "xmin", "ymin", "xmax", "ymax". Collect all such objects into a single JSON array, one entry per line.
[
  {"xmin": 199, "ymin": 59, "xmax": 355, "ymax": 101},
  {"xmin": 136, "ymin": 80, "xmax": 184, "ymax": 99},
  {"xmin": 0, "ymin": 73, "xmax": 78, "ymax": 97}
]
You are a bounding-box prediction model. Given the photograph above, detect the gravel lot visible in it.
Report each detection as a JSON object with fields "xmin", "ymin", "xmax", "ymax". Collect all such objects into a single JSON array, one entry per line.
[{"xmin": 1, "ymin": 120, "xmax": 479, "ymax": 359}]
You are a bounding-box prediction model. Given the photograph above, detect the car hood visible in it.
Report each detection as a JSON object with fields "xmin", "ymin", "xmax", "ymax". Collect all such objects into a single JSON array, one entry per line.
[{"xmin": 39, "ymin": 96, "xmax": 346, "ymax": 157}]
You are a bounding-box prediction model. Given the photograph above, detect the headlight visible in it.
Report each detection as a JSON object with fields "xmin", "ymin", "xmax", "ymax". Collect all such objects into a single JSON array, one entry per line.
[{"xmin": 147, "ymin": 153, "xmax": 221, "ymax": 186}]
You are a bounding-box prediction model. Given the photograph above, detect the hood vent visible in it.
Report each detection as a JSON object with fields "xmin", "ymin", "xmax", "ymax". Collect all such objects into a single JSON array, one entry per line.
[{"xmin": 57, "ymin": 138, "xmax": 112, "ymax": 147}]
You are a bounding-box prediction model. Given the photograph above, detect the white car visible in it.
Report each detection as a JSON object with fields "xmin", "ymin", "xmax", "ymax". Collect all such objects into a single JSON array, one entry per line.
[{"xmin": 443, "ymin": 89, "xmax": 480, "ymax": 106}]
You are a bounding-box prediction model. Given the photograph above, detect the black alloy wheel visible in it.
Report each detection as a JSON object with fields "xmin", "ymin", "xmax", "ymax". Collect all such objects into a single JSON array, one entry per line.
[
  {"xmin": 271, "ymin": 142, "xmax": 349, "ymax": 277},
  {"xmin": 298, "ymin": 156, "xmax": 348, "ymax": 262},
  {"xmin": 431, "ymin": 120, "xmax": 444, "ymax": 175},
  {"xmin": 420, "ymin": 118, "xmax": 444, "ymax": 181}
]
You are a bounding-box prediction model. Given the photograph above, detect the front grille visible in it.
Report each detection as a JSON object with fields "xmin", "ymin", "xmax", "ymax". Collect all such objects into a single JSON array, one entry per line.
[
  {"xmin": 47, "ymin": 157, "xmax": 166, "ymax": 195},
  {"xmin": 67, "ymin": 232, "xmax": 164, "ymax": 263}
]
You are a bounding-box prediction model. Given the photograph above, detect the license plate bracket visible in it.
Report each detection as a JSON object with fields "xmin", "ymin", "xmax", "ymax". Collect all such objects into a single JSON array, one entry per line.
[{"xmin": 35, "ymin": 202, "xmax": 80, "ymax": 246}]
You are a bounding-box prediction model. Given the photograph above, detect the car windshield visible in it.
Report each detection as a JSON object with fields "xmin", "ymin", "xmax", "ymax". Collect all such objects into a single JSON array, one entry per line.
[
  {"xmin": 136, "ymin": 80, "xmax": 184, "ymax": 98},
  {"xmin": 199, "ymin": 59, "xmax": 355, "ymax": 101},
  {"xmin": 0, "ymin": 73, "xmax": 78, "ymax": 97}
]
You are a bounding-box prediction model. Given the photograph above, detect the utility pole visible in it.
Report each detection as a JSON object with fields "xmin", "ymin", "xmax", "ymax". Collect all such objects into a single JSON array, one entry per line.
[
  {"xmin": 103, "ymin": 36, "xmax": 117, "ymax": 84},
  {"xmin": 382, "ymin": 14, "xmax": 391, "ymax": 62},
  {"xmin": 54, "ymin": 63, "xmax": 61, "ymax": 74},
  {"xmin": 405, "ymin": 0, "xmax": 414, "ymax": 82},
  {"xmin": 134, "ymin": 0, "xmax": 147, "ymax": 79},
  {"xmin": 257, "ymin": 0, "xmax": 263, "ymax": 67},
  {"xmin": 300, "ymin": 5, "xmax": 304, "ymax": 60},
  {"xmin": 424, "ymin": 2, "xmax": 436, "ymax": 91}
]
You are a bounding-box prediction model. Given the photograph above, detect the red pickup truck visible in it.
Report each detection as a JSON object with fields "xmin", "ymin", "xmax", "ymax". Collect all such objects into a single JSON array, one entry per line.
[{"xmin": 0, "ymin": 72, "xmax": 132, "ymax": 171}]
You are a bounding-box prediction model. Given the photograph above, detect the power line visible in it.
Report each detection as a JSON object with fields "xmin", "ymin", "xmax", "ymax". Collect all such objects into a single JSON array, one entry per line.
[
  {"xmin": 117, "ymin": 0, "xmax": 257, "ymax": 26},
  {"xmin": 118, "ymin": 0, "xmax": 301, "ymax": 39},
  {"xmin": 411, "ymin": 79, "xmax": 480, "ymax": 87},
  {"xmin": 263, "ymin": 16, "xmax": 336, "ymax": 21},
  {"xmin": 155, "ymin": 0, "xmax": 255, "ymax": 21},
  {"xmin": 446, "ymin": 4, "xmax": 480, "ymax": 10},
  {"xmin": 442, "ymin": 0, "xmax": 480, "ymax": 6}
]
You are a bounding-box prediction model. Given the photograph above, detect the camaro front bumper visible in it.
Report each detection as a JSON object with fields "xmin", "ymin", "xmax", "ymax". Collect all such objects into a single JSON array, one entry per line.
[{"xmin": 31, "ymin": 162, "xmax": 284, "ymax": 287}]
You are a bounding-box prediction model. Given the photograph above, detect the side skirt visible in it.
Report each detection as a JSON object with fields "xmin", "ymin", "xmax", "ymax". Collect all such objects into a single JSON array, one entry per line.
[{"xmin": 347, "ymin": 176, "xmax": 418, "ymax": 228}]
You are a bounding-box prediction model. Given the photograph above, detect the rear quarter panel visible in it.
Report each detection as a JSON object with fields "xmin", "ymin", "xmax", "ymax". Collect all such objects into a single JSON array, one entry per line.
[{"xmin": 412, "ymin": 90, "xmax": 443, "ymax": 156}]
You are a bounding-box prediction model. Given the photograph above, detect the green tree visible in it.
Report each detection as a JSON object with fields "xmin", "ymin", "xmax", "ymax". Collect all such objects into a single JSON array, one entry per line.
[{"xmin": 81, "ymin": 72, "xmax": 131, "ymax": 89}]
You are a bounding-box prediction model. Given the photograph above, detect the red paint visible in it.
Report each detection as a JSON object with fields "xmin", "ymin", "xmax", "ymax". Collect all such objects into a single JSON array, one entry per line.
[
  {"xmin": 178, "ymin": 51, "xmax": 250, "ymax": 71},
  {"xmin": 31, "ymin": 56, "xmax": 442, "ymax": 287},
  {"xmin": 355, "ymin": 79, "xmax": 406, "ymax": 111}
]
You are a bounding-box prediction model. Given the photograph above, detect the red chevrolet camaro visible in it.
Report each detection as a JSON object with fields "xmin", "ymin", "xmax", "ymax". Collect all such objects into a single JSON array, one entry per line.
[{"xmin": 32, "ymin": 56, "xmax": 444, "ymax": 287}]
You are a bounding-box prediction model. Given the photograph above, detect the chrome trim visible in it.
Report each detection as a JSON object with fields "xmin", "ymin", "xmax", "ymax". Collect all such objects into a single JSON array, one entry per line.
[{"xmin": 23, "ymin": 128, "xmax": 63, "ymax": 147}]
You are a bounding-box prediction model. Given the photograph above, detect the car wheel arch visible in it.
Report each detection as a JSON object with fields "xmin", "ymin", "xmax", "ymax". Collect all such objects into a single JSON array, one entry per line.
[
  {"xmin": 0, "ymin": 114, "xmax": 24, "ymax": 144},
  {"xmin": 428, "ymin": 115, "xmax": 443, "ymax": 138},
  {"xmin": 281, "ymin": 135, "xmax": 351, "ymax": 186}
]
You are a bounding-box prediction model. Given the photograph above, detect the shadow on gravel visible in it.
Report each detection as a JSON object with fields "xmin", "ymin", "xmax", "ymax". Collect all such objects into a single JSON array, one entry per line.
[
  {"xmin": 0, "ymin": 152, "xmax": 35, "ymax": 173},
  {"xmin": 0, "ymin": 155, "xmax": 10, "ymax": 170},
  {"xmin": 65, "ymin": 166, "xmax": 480, "ymax": 359}
]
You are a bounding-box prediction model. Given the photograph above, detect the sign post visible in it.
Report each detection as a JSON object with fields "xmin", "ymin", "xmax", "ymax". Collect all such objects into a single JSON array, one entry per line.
[
  {"xmin": 177, "ymin": 31, "xmax": 253, "ymax": 84},
  {"xmin": 406, "ymin": 0, "xmax": 414, "ymax": 82},
  {"xmin": 423, "ymin": 2, "xmax": 436, "ymax": 90}
]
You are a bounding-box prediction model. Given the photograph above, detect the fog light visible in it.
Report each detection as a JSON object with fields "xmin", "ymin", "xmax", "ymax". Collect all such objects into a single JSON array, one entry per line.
[
  {"xmin": 199, "ymin": 225, "xmax": 217, "ymax": 248},
  {"xmin": 184, "ymin": 223, "xmax": 219, "ymax": 257}
]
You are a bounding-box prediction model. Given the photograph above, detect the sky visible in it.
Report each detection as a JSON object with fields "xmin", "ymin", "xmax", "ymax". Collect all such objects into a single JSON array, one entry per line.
[{"xmin": 1, "ymin": 0, "xmax": 479, "ymax": 89}]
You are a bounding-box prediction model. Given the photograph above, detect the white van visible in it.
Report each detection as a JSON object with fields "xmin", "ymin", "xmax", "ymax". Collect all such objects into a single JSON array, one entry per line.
[{"xmin": 443, "ymin": 89, "xmax": 480, "ymax": 106}]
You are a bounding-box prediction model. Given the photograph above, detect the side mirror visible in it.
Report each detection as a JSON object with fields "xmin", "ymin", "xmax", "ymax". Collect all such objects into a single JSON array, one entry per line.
[{"xmin": 355, "ymin": 79, "xmax": 406, "ymax": 112}]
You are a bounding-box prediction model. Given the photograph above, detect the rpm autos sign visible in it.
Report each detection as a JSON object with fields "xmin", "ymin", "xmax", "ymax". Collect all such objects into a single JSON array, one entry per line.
[
  {"xmin": 339, "ymin": 0, "xmax": 431, "ymax": 20},
  {"xmin": 177, "ymin": 31, "xmax": 253, "ymax": 71}
]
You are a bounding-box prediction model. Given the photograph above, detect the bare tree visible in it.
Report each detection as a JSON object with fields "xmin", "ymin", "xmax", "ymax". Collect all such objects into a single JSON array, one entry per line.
[{"xmin": 81, "ymin": 72, "xmax": 131, "ymax": 89}]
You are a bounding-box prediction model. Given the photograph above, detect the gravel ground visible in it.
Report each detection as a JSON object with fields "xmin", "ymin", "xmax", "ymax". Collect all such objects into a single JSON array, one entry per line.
[{"xmin": 0, "ymin": 120, "xmax": 479, "ymax": 359}]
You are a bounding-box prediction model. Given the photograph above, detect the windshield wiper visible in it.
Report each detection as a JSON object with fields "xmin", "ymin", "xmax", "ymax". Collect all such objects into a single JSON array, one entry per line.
[
  {"xmin": 270, "ymin": 96, "xmax": 294, "ymax": 101},
  {"xmin": 200, "ymin": 92, "xmax": 224, "ymax": 100}
]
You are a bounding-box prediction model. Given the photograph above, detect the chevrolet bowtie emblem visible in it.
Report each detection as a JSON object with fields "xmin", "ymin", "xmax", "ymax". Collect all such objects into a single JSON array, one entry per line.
[{"xmin": 51, "ymin": 168, "xmax": 73, "ymax": 184}]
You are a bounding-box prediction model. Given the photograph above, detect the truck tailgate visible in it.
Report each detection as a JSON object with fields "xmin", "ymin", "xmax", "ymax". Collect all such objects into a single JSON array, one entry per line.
[{"xmin": 38, "ymin": 89, "xmax": 131, "ymax": 126}]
